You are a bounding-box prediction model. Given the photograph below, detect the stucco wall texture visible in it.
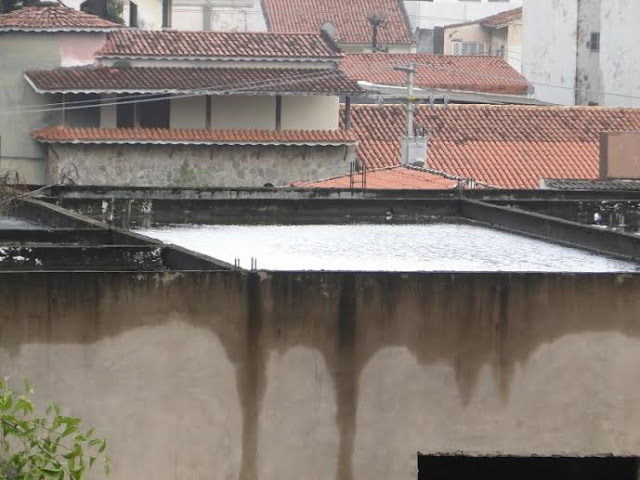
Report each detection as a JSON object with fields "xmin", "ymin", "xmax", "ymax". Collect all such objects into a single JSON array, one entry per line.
[
  {"xmin": 1, "ymin": 272, "xmax": 640, "ymax": 480},
  {"xmin": 47, "ymin": 143, "xmax": 356, "ymax": 187}
]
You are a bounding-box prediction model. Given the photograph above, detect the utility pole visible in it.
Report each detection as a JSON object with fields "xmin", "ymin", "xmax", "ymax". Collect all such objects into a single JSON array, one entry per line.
[
  {"xmin": 394, "ymin": 63, "xmax": 428, "ymax": 166},
  {"xmin": 367, "ymin": 13, "xmax": 387, "ymax": 52},
  {"xmin": 393, "ymin": 63, "xmax": 416, "ymax": 137}
]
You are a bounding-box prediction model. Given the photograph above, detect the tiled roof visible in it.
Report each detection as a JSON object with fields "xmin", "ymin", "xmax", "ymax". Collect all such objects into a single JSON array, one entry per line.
[
  {"xmin": 262, "ymin": 0, "xmax": 413, "ymax": 45},
  {"xmin": 0, "ymin": 3, "xmax": 120, "ymax": 31},
  {"xmin": 31, "ymin": 126, "xmax": 358, "ymax": 146},
  {"xmin": 480, "ymin": 7, "xmax": 523, "ymax": 28},
  {"xmin": 96, "ymin": 29, "xmax": 339, "ymax": 60},
  {"xmin": 293, "ymin": 165, "xmax": 459, "ymax": 189},
  {"xmin": 344, "ymin": 104, "xmax": 640, "ymax": 189},
  {"xmin": 341, "ymin": 53, "xmax": 529, "ymax": 95},
  {"xmin": 25, "ymin": 66, "xmax": 362, "ymax": 95},
  {"xmin": 541, "ymin": 178, "xmax": 640, "ymax": 191}
]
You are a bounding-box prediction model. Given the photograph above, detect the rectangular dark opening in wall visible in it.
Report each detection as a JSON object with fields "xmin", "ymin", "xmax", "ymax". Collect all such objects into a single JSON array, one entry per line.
[
  {"xmin": 417, "ymin": 454, "xmax": 639, "ymax": 480},
  {"xmin": 116, "ymin": 95, "xmax": 135, "ymax": 128},
  {"xmin": 138, "ymin": 95, "xmax": 170, "ymax": 128}
]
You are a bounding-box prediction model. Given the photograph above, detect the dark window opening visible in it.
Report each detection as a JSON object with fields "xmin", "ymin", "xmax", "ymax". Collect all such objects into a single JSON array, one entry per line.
[
  {"xmin": 139, "ymin": 95, "xmax": 170, "ymax": 128},
  {"xmin": 63, "ymin": 93, "xmax": 100, "ymax": 127},
  {"xmin": 116, "ymin": 95, "xmax": 171, "ymax": 129},
  {"xmin": 129, "ymin": 1, "xmax": 138, "ymax": 27},
  {"xmin": 162, "ymin": 0, "xmax": 171, "ymax": 28},
  {"xmin": 417, "ymin": 454, "xmax": 639, "ymax": 480},
  {"xmin": 116, "ymin": 95, "xmax": 136, "ymax": 128},
  {"xmin": 590, "ymin": 32, "xmax": 601, "ymax": 52}
]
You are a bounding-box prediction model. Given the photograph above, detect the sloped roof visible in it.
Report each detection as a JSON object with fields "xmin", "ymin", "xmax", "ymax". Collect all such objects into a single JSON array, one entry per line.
[
  {"xmin": 31, "ymin": 126, "xmax": 358, "ymax": 146},
  {"xmin": 541, "ymin": 178, "xmax": 640, "ymax": 190},
  {"xmin": 261, "ymin": 0, "xmax": 413, "ymax": 45},
  {"xmin": 25, "ymin": 66, "xmax": 362, "ymax": 95},
  {"xmin": 344, "ymin": 104, "xmax": 640, "ymax": 189},
  {"xmin": 480, "ymin": 7, "xmax": 523, "ymax": 28},
  {"xmin": 341, "ymin": 53, "xmax": 529, "ymax": 95},
  {"xmin": 293, "ymin": 165, "xmax": 459, "ymax": 189},
  {"xmin": 0, "ymin": 3, "xmax": 120, "ymax": 31},
  {"xmin": 96, "ymin": 29, "xmax": 340, "ymax": 60}
]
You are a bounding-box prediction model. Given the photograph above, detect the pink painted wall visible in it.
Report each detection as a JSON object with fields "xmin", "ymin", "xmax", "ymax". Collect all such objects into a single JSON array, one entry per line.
[{"xmin": 59, "ymin": 33, "xmax": 107, "ymax": 67}]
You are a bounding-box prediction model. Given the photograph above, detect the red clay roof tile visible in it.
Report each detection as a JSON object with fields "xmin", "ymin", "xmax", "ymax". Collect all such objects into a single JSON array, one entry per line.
[
  {"xmin": 261, "ymin": 0, "xmax": 413, "ymax": 45},
  {"xmin": 0, "ymin": 3, "xmax": 120, "ymax": 31},
  {"xmin": 343, "ymin": 104, "xmax": 640, "ymax": 188},
  {"xmin": 31, "ymin": 126, "xmax": 358, "ymax": 146},
  {"xmin": 341, "ymin": 53, "xmax": 529, "ymax": 95},
  {"xmin": 480, "ymin": 7, "xmax": 523, "ymax": 28},
  {"xmin": 293, "ymin": 165, "xmax": 459, "ymax": 189},
  {"xmin": 97, "ymin": 29, "xmax": 339, "ymax": 60},
  {"xmin": 25, "ymin": 66, "xmax": 363, "ymax": 95}
]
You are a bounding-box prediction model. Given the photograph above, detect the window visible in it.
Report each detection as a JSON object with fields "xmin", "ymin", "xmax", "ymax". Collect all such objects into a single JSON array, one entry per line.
[
  {"xmin": 590, "ymin": 32, "xmax": 600, "ymax": 52},
  {"xmin": 129, "ymin": 1, "xmax": 138, "ymax": 27},
  {"xmin": 452, "ymin": 41, "xmax": 485, "ymax": 55},
  {"xmin": 116, "ymin": 95, "xmax": 171, "ymax": 128}
]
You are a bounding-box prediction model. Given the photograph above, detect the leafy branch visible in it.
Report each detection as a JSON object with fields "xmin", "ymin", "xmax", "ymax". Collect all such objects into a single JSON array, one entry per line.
[{"xmin": 0, "ymin": 379, "xmax": 109, "ymax": 480}]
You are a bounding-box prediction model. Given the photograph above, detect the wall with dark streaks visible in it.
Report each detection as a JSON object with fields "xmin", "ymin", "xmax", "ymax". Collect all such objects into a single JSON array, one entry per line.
[{"xmin": 1, "ymin": 271, "xmax": 640, "ymax": 480}]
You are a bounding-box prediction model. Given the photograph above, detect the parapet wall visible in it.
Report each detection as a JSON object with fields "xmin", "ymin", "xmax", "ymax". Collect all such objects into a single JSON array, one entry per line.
[{"xmin": 2, "ymin": 270, "xmax": 640, "ymax": 480}]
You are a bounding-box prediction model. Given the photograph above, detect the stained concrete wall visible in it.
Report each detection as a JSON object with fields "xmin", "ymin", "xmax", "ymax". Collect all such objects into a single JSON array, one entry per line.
[
  {"xmin": 0, "ymin": 32, "xmax": 106, "ymax": 183},
  {"xmin": 171, "ymin": 0, "xmax": 267, "ymax": 31},
  {"xmin": 523, "ymin": 0, "xmax": 640, "ymax": 106},
  {"xmin": 46, "ymin": 143, "xmax": 356, "ymax": 187},
  {"xmin": 2, "ymin": 271, "xmax": 640, "ymax": 480}
]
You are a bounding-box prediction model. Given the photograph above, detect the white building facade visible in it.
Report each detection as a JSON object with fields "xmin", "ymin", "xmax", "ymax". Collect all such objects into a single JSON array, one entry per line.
[
  {"xmin": 404, "ymin": 0, "xmax": 522, "ymax": 30},
  {"xmin": 523, "ymin": 0, "xmax": 640, "ymax": 107}
]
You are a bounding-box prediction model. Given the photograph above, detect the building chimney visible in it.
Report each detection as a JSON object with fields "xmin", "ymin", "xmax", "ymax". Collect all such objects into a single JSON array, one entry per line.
[{"xmin": 599, "ymin": 131, "xmax": 640, "ymax": 179}]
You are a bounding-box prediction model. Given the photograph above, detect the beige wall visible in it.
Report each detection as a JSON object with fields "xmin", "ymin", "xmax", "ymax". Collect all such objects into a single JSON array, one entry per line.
[
  {"xmin": 211, "ymin": 95, "xmax": 276, "ymax": 130},
  {"xmin": 444, "ymin": 23, "xmax": 490, "ymax": 54},
  {"xmin": 100, "ymin": 94, "xmax": 117, "ymax": 128},
  {"xmin": 2, "ymin": 272, "xmax": 640, "ymax": 480},
  {"xmin": 171, "ymin": 95, "xmax": 208, "ymax": 128},
  {"xmin": 281, "ymin": 96, "xmax": 339, "ymax": 130},
  {"xmin": 600, "ymin": 131, "xmax": 640, "ymax": 179}
]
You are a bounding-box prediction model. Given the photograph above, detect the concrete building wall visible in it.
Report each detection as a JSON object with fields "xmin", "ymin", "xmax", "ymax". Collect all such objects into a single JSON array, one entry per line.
[
  {"xmin": 46, "ymin": 143, "xmax": 356, "ymax": 187},
  {"xmin": 600, "ymin": 0, "xmax": 640, "ymax": 108},
  {"xmin": 0, "ymin": 31, "xmax": 107, "ymax": 183},
  {"xmin": 600, "ymin": 131, "xmax": 640, "ymax": 179},
  {"xmin": 443, "ymin": 23, "xmax": 490, "ymax": 55},
  {"xmin": 339, "ymin": 43, "xmax": 414, "ymax": 54},
  {"xmin": 404, "ymin": 0, "xmax": 522, "ymax": 30},
  {"xmin": 522, "ymin": 0, "xmax": 578, "ymax": 105},
  {"xmin": 122, "ymin": 0, "xmax": 163, "ymax": 29},
  {"xmin": 2, "ymin": 271, "xmax": 640, "ymax": 480},
  {"xmin": 211, "ymin": 95, "xmax": 276, "ymax": 130},
  {"xmin": 523, "ymin": 0, "xmax": 639, "ymax": 106},
  {"xmin": 171, "ymin": 0, "xmax": 267, "ymax": 31},
  {"xmin": 100, "ymin": 94, "xmax": 117, "ymax": 128},
  {"xmin": 171, "ymin": 95, "xmax": 208, "ymax": 128},
  {"xmin": 280, "ymin": 96, "xmax": 339, "ymax": 131}
]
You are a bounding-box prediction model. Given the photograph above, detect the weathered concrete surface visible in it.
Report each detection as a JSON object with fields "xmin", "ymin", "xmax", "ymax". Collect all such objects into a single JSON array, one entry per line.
[
  {"xmin": 0, "ymin": 32, "xmax": 106, "ymax": 183},
  {"xmin": 2, "ymin": 271, "xmax": 640, "ymax": 480},
  {"xmin": 47, "ymin": 143, "xmax": 357, "ymax": 187}
]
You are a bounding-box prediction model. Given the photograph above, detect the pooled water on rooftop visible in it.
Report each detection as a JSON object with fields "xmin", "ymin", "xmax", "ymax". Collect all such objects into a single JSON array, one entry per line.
[{"xmin": 137, "ymin": 224, "xmax": 640, "ymax": 272}]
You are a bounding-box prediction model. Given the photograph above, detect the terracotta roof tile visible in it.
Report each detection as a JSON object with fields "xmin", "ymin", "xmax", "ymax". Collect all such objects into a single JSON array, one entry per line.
[
  {"xmin": 97, "ymin": 29, "xmax": 339, "ymax": 60},
  {"xmin": 31, "ymin": 126, "xmax": 358, "ymax": 146},
  {"xmin": 25, "ymin": 66, "xmax": 363, "ymax": 95},
  {"xmin": 480, "ymin": 7, "xmax": 523, "ymax": 28},
  {"xmin": 0, "ymin": 3, "xmax": 120, "ymax": 31},
  {"xmin": 262, "ymin": 0, "xmax": 413, "ymax": 45},
  {"xmin": 293, "ymin": 165, "xmax": 459, "ymax": 189},
  {"xmin": 343, "ymin": 104, "xmax": 640, "ymax": 188},
  {"xmin": 341, "ymin": 53, "xmax": 529, "ymax": 95}
]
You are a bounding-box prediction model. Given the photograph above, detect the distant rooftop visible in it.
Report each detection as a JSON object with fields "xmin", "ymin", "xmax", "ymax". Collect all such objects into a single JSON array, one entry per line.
[
  {"xmin": 343, "ymin": 104, "xmax": 640, "ymax": 188},
  {"xmin": 446, "ymin": 6, "xmax": 522, "ymax": 29},
  {"xmin": 31, "ymin": 126, "xmax": 358, "ymax": 146},
  {"xmin": 96, "ymin": 29, "xmax": 340, "ymax": 61},
  {"xmin": 541, "ymin": 178, "xmax": 640, "ymax": 191},
  {"xmin": 25, "ymin": 66, "xmax": 362, "ymax": 95},
  {"xmin": 261, "ymin": 0, "xmax": 413, "ymax": 45},
  {"xmin": 341, "ymin": 53, "xmax": 530, "ymax": 95},
  {"xmin": 292, "ymin": 166, "xmax": 460, "ymax": 189},
  {"xmin": 0, "ymin": 3, "xmax": 120, "ymax": 32}
]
